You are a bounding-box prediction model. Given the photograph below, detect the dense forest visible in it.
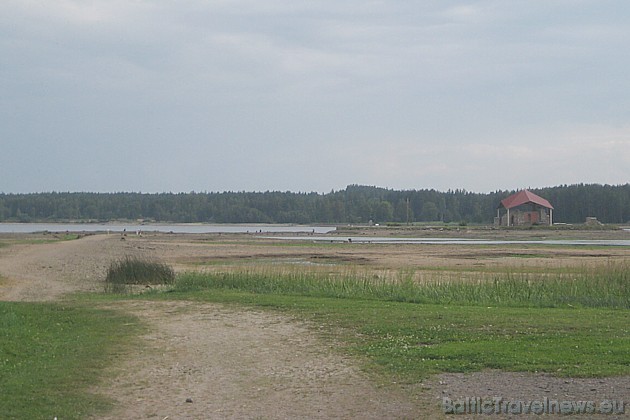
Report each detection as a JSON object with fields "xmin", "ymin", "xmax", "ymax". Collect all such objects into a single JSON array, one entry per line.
[{"xmin": 1, "ymin": 184, "xmax": 629, "ymax": 225}]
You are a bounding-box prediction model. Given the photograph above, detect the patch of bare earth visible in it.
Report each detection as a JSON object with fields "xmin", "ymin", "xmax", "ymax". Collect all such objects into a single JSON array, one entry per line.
[
  {"xmin": 94, "ymin": 300, "xmax": 421, "ymax": 419},
  {"xmin": 0, "ymin": 234, "xmax": 152, "ymax": 301},
  {"xmin": 1, "ymin": 233, "xmax": 628, "ymax": 418}
]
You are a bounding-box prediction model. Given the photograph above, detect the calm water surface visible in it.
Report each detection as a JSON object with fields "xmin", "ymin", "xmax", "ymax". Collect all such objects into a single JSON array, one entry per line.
[{"xmin": 0, "ymin": 223, "xmax": 335, "ymax": 234}]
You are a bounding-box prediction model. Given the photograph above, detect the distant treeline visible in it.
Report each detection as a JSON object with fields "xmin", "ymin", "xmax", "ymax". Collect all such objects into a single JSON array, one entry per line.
[{"xmin": 1, "ymin": 184, "xmax": 629, "ymax": 225}]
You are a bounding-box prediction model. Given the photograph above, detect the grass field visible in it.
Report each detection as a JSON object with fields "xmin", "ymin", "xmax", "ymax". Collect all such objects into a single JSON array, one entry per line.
[{"xmin": 0, "ymin": 302, "xmax": 142, "ymax": 419}]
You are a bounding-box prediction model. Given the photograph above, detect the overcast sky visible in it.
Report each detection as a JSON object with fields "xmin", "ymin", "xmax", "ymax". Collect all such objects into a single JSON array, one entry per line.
[{"xmin": 1, "ymin": 1, "xmax": 629, "ymax": 194}]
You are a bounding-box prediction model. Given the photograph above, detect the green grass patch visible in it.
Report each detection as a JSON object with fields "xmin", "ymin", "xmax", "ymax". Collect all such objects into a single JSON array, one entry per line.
[
  {"xmin": 0, "ymin": 234, "xmax": 81, "ymax": 248},
  {"xmin": 105, "ymin": 256, "xmax": 175, "ymax": 293},
  {"xmin": 58, "ymin": 233, "xmax": 81, "ymax": 241},
  {"xmin": 0, "ymin": 301, "xmax": 142, "ymax": 419},
  {"xmin": 27, "ymin": 234, "xmax": 83, "ymax": 244}
]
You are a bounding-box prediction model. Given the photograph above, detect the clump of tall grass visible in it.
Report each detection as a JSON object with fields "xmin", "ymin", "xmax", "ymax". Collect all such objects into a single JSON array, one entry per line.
[
  {"xmin": 174, "ymin": 262, "xmax": 629, "ymax": 309},
  {"xmin": 105, "ymin": 256, "xmax": 175, "ymax": 293}
]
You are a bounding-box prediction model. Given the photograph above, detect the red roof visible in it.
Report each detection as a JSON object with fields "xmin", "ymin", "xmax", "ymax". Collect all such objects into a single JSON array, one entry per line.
[{"xmin": 499, "ymin": 190, "xmax": 554, "ymax": 210}]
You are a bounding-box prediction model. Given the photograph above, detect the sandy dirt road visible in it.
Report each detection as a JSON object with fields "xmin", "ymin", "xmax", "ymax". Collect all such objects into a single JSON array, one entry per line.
[
  {"xmin": 0, "ymin": 235, "xmax": 427, "ymax": 419},
  {"xmin": 95, "ymin": 300, "xmax": 423, "ymax": 419},
  {"xmin": 0, "ymin": 234, "xmax": 132, "ymax": 301}
]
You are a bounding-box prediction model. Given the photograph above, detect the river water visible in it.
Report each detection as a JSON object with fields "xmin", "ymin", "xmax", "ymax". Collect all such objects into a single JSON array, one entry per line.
[{"xmin": 0, "ymin": 223, "xmax": 335, "ymax": 234}]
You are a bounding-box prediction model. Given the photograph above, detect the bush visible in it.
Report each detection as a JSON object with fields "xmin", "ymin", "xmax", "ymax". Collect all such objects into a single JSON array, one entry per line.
[{"xmin": 105, "ymin": 256, "xmax": 175, "ymax": 293}]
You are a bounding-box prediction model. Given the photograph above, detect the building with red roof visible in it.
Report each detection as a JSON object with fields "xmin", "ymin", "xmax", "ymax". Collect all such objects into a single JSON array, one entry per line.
[{"xmin": 495, "ymin": 190, "xmax": 554, "ymax": 227}]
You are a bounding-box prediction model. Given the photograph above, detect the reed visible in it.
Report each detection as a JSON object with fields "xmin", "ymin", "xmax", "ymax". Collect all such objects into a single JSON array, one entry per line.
[
  {"xmin": 105, "ymin": 256, "xmax": 175, "ymax": 293},
  {"xmin": 174, "ymin": 262, "xmax": 629, "ymax": 308}
]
